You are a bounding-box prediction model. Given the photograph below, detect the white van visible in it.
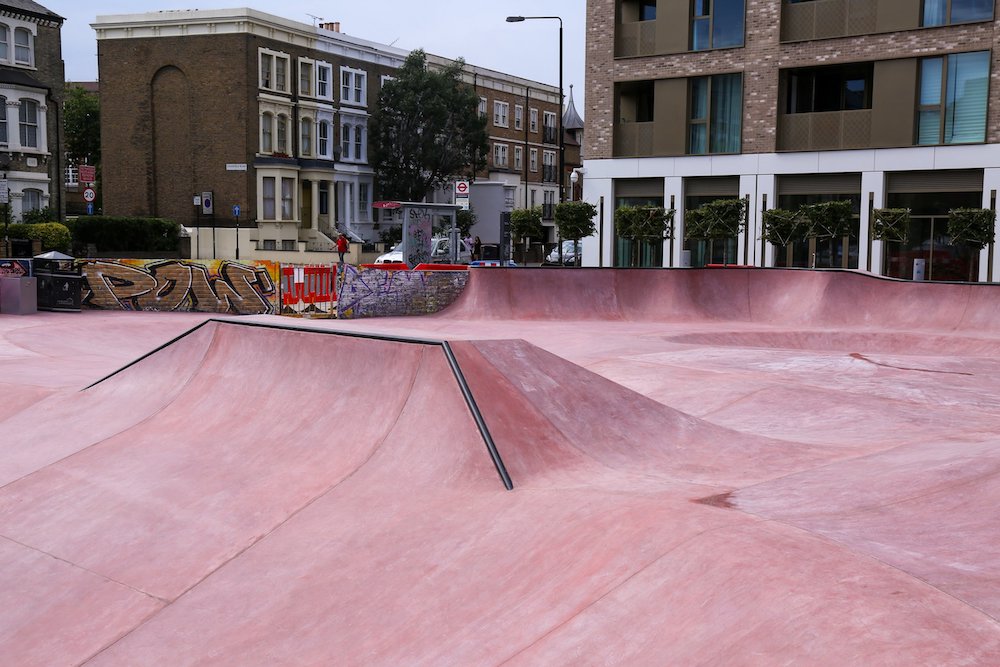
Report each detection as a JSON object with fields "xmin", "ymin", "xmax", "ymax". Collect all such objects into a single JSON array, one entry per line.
[{"xmin": 375, "ymin": 237, "xmax": 472, "ymax": 265}]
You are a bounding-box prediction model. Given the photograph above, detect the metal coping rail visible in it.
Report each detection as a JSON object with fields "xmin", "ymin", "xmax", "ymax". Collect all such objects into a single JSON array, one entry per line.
[{"xmin": 82, "ymin": 317, "xmax": 514, "ymax": 491}]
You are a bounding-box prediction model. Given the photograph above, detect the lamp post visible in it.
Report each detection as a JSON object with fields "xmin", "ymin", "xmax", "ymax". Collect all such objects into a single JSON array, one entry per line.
[{"xmin": 506, "ymin": 15, "xmax": 564, "ymax": 204}]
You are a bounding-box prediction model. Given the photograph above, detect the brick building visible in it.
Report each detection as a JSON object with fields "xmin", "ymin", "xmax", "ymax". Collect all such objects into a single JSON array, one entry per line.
[
  {"xmin": 585, "ymin": 0, "xmax": 1000, "ymax": 280},
  {"xmin": 0, "ymin": 0, "xmax": 64, "ymax": 234},
  {"xmin": 92, "ymin": 8, "xmax": 576, "ymax": 257}
]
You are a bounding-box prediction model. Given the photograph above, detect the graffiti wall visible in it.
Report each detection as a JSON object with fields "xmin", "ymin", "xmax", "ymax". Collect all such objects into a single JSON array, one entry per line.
[
  {"xmin": 336, "ymin": 265, "xmax": 468, "ymax": 319},
  {"xmin": 79, "ymin": 259, "xmax": 279, "ymax": 314},
  {"xmin": 0, "ymin": 259, "xmax": 31, "ymax": 277}
]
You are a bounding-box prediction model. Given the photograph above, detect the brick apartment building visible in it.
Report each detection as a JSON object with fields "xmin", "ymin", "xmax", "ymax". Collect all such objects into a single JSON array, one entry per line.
[
  {"xmin": 92, "ymin": 8, "xmax": 577, "ymax": 257},
  {"xmin": 585, "ymin": 0, "xmax": 1000, "ymax": 281},
  {"xmin": 0, "ymin": 0, "xmax": 64, "ymax": 234}
]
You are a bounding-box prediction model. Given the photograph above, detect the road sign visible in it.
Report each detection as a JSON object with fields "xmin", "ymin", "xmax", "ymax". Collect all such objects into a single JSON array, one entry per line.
[
  {"xmin": 79, "ymin": 165, "xmax": 96, "ymax": 183},
  {"xmin": 226, "ymin": 163, "xmax": 248, "ymax": 171},
  {"xmin": 455, "ymin": 180, "xmax": 470, "ymax": 196},
  {"xmin": 83, "ymin": 187, "xmax": 96, "ymax": 202},
  {"xmin": 233, "ymin": 204, "xmax": 241, "ymax": 217},
  {"xmin": 458, "ymin": 198, "xmax": 470, "ymax": 210},
  {"xmin": 0, "ymin": 179, "xmax": 8, "ymax": 204},
  {"xmin": 201, "ymin": 191, "xmax": 214, "ymax": 215},
  {"xmin": 86, "ymin": 203, "xmax": 94, "ymax": 215}
]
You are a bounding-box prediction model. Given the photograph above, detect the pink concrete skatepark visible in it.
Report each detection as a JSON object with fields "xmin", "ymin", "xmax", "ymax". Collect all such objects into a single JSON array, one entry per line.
[{"xmin": 2, "ymin": 267, "xmax": 1000, "ymax": 665}]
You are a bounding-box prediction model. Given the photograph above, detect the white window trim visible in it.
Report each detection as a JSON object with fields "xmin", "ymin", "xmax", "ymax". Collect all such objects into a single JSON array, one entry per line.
[
  {"xmin": 529, "ymin": 147, "xmax": 538, "ymax": 172},
  {"xmin": 7, "ymin": 95, "xmax": 46, "ymax": 153},
  {"xmin": 298, "ymin": 57, "xmax": 315, "ymax": 97},
  {"xmin": 479, "ymin": 96, "xmax": 488, "ymax": 118},
  {"xmin": 514, "ymin": 105, "xmax": 524, "ymax": 130},
  {"xmin": 259, "ymin": 48, "xmax": 290, "ymax": 93},
  {"xmin": 529, "ymin": 108, "xmax": 539, "ymax": 133},
  {"xmin": 514, "ymin": 145, "xmax": 523, "ymax": 170},
  {"xmin": 339, "ymin": 111, "xmax": 369, "ymax": 163},
  {"xmin": 493, "ymin": 142, "xmax": 509, "ymax": 168},
  {"xmin": 316, "ymin": 62, "xmax": 333, "ymax": 100},
  {"xmin": 494, "ymin": 101, "xmax": 509, "ymax": 128},
  {"xmin": 340, "ymin": 66, "xmax": 367, "ymax": 107}
]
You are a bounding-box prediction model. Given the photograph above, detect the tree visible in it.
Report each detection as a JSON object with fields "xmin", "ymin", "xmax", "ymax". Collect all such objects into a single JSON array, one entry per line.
[
  {"xmin": 554, "ymin": 200, "xmax": 598, "ymax": 266},
  {"xmin": 615, "ymin": 205, "xmax": 674, "ymax": 267},
  {"xmin": 370, "ymin": 50, "xmax": 488, "ymax": 201},
  {"xmin": 684, "ymin": 198, "xmax": 746, "ymax": 265},
  {"xmin": 64, "ymin": 85, "xmax": 100, "ymax": 167},
  {"xmin": 509, "ymin": 207, "xmax": 543, "ymax": 243}
]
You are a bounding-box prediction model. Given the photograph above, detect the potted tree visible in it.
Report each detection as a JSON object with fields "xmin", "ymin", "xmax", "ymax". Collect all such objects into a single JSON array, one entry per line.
[
  {"xmin": 761, "ymin": 207, "xmax": 807, "ymax": 264},
  {"xmin": 684, "ymin": 198, "xmax": 746, "ymax": 266},
  {"xmin": 509, "ymin": 206, "xmax": 543, "ymax": 265},
  {"xmin": 553, "ymin": 200, "xmax": 598, "ymax": 267},
  {"xmin": 799, "ymin": 200, "xmax": 853, "ymax": 268},
  {"xmin": 614, "ymin": 205, "xmax": 674, "ymax": 267},
  {"xmin": 947, "ymin": 207, "xmax": 996, "ymax": 281},
  {"xmin": 871, "ymin": 207, "xmax": 910, "ymax": 275}
]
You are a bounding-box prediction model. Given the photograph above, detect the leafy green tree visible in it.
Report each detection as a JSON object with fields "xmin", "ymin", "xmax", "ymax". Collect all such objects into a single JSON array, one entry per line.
[
  {"xmin": 684, "ymin": 198, "xmax": 746, "ymax": 265},
  {"xmin": 510, "ymin": 207, "xmax": 543, "ymax": 243},
  {"xmin": 64, "ymin": 85, "xmax": 100, "ymax": 167},
  {"xmin": 456, "ymin": 208, "xmax": 477, "ymax": 238},
  {"xmin": 370, "ymin": 50, "xmax": 488, "ymax": 201},
  {"xmin": 554, "ymin": 201, "xmax": 598, "ymax": 266},
  {"xmin": 615, "ymin": 205, "xmax": 674, "ymax": 267}
]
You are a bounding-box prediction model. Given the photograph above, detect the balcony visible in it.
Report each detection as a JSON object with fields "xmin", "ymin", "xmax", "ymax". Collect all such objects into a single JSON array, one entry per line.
[
  {"xmin": 542, "ymin": 203, "xmax": 555, "ymax": 220},
  {"xmin": 614, "ymin": 121, "xmax": 656, "ymax": 157},
  {"xmin": 777, "ymin": 109, "xmax": 872, "ymax": 151},
  {"xmin": 617, "ymin": 20, "xmax": 657, "ymax": 58},
  {"xmin": 542, "ymin": 165, "xmax": 558, "ymax": 183},
  {"xmin": 543, "ymin": 126, "xmax": 558, "ymax": 144},
  {"xmin": 781, "ymin": 0, "xmax": 878, "ymax": 42}
]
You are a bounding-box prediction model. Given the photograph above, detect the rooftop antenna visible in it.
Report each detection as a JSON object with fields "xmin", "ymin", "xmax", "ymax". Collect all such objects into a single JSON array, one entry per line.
[{"xmin": 307, "ymin": 13, "xmax": 323, "ymax": 27}]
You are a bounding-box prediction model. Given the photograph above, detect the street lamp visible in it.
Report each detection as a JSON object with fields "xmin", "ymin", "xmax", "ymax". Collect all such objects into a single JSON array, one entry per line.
[{"xmin": 506, "ymin": 15, "xmax": 564, "ymax": 203}]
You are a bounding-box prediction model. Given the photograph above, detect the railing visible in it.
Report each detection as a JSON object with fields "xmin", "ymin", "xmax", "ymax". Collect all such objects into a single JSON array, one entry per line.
[
  {"xmin": 542, "ymin": 165, "xmax": 558, "ymax": 183},
  {"xmin": 781, "ymin": 0, "xmax": 878, "ymax": 42},
  {"xmin": 777, "ymin": 109, "xmax": 872, "ymax": 151},
  {"xmin": 616, "ymin": 20, "xmax": 657, "ymax": 58},
  {"xmin": 613, "ymin": 121, "xmax": 656, "ymax": 157},
  {"xmin": 543, "ymin": 126, "xmax": 558, "ymax": 144}
]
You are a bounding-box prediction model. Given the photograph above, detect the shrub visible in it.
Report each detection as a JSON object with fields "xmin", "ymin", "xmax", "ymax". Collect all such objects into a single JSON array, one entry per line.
[{"xmin": 6, "ymin": 222, "xmax": 71, "ymax": 252}]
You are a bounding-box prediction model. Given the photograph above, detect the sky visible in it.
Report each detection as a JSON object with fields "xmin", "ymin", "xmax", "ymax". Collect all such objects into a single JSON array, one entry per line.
[{"xmin": 45, "ymin": 0, "xmax": 587, "ymax": 114}]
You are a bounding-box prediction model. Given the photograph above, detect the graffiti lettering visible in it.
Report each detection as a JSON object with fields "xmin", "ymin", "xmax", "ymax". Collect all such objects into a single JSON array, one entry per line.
[{"xmin": 80, "ymin": 259, "xmax": 278, "ymax": 314}]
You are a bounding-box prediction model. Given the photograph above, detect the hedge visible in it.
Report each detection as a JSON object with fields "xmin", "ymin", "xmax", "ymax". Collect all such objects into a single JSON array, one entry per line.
[{"xmin": 6, "ymin": 222, "xmax": 71, "ymax": 252}]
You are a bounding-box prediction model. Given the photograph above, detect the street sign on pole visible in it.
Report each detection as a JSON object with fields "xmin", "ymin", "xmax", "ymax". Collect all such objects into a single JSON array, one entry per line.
[
  {"xmin": 0, "ymin": 178, "xmax": 8, "ymax": 205},
  {"xmin": 83, "ymin": 187, "xmax": 96, "ymax": 203},
  {"xmin": 455, "ymin": 180, "xmax": 470, "ymax": 197},
  {"xmin": 79, "ymin": 165, "xmax": 96, "ymax": 183}
]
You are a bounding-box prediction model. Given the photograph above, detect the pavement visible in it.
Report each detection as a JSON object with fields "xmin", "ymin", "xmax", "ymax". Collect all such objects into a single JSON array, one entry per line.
[{"xmin": 1, "ymin": 267, "xmax": 999, "ymax": 665}]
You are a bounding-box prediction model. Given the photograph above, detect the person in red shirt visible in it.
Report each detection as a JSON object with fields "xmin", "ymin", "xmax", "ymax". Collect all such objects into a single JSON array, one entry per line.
[{"xmin": 336, "ymin": 234, "xmax": 349, "ymax": 264}]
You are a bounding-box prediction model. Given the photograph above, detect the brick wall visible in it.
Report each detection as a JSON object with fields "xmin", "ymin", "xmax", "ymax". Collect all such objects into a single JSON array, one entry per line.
[{"xmin": 586, "ymin": 0, "xmax": 1000, "ymax": 158}]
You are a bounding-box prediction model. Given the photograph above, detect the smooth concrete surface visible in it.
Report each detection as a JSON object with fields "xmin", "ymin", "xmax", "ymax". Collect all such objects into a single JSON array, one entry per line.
[{"xmin": 1, "ymin": 268, "xmax": 999, "ymax": 665}]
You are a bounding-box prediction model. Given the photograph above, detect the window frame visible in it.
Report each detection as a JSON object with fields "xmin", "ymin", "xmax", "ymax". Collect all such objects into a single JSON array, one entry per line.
[
  {"xmin": 916, "ymin": 51, "xmax": 990, "ymax": 145},
  {"xmin": 299, "ymin": 59, "xmax": 314, "ymax": 97},
  {"xmin": 317, "ymin": 63, "xmax": 332, "ymax": 99},
  {"xmin": 921, "ymin": 0, "xmax": 994, "ymax": 27},
  {"xmin": 687, "ymin": 72, "xmax": 743, "ymax": 155},
  {"xmin": 340, "ymin": 66, "xmax": 368, "ymax": 106},
  {"xmin": 300, "ymin": 116, "xmax": 313, "ymax": 157},
  {"xmin": 514, "ymin": 145, "xmax": 523, "ymax": 170},
  {"xmin": 261, "ymin": 112, "xmax": 273, "ymax": 153},
  {"xmin": 13, "ymin": 27, "xmax": 30, "ymax": 66},
  {"xmin": 529, "ymin": 108, "xmax": 539, "ymax": 133},
  {"xmin": 514, "ymin": 104, "xmax": 524, "ymax": 130},
  {"xmin": 18, "ymin": 98, "xmax": 37, "ymax": 148},
  {"xmin": 529, "ymin": 147, "xmax": 539, "ymax": 172},
  {"xmin": 494, "ymin": 101, "xmax": 510, "ymax": 128},
  {"xmin": 493, "ymin": 142, "xmax": 509, "ymax": 168}
]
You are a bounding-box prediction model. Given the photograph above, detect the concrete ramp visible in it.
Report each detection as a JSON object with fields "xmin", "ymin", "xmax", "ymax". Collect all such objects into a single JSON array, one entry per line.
[{"xmin": 445, "ymin": 268, "xmax": 1000, "ymax": 331}]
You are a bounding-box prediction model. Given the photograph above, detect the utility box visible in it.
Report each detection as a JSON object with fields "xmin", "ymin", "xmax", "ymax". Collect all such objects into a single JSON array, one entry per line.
[
  {"xmin": 0, "ymin": 277, "xmax": 37, "ymax": 314},
  {"xmin": 913, "ymin": 258, "xmax": 926, "ymax": 281}
]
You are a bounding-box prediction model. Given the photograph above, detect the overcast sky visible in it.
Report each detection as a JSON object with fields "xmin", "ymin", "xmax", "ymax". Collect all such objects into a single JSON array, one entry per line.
[{"xmin": 46, "ymin": 0, "xmax": 587, "ymax": 114}]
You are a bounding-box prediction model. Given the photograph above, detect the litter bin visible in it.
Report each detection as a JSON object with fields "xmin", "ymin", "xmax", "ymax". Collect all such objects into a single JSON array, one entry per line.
[{"xmin": 34, "ymin": 257, "xmax": 82, "ymax": 312}]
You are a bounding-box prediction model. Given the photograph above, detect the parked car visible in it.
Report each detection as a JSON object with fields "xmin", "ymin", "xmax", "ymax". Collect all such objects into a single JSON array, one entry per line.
[
  {"xmin": 374, "ymin": 238, "xmax": 473, "ymax": 265},
  {"xmin": 545, "ymin": 240, "xmax": 581, "ymax": 265}
]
